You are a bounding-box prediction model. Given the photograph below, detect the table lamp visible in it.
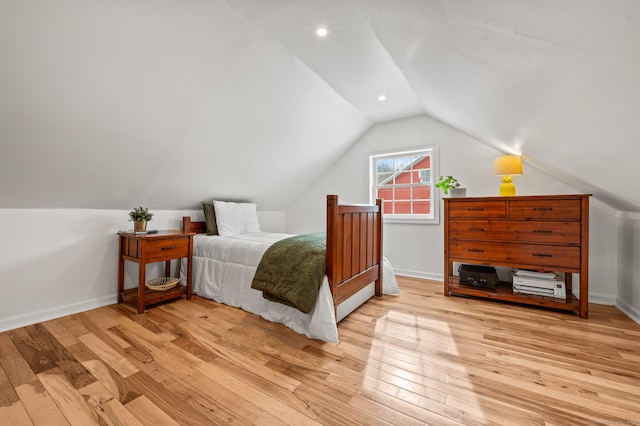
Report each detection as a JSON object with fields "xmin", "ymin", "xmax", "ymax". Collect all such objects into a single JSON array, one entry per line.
[{"xmin": 494, "ymin": 155, "xmax": 523, "ymax": 196}]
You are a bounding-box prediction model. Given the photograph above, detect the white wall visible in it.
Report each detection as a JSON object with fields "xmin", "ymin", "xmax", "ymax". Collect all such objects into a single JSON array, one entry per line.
[
  {"xmin": 617, "ymin": 212, "xmax": 640, "ymax": 322},
  {"xmin": 0, "ymin": 208, "xmax": 285, "ymax": 332},
  {"xmin": 287, "ymin": 114, "xmax": 623, "ymax": 311},
  {"xmin": 587, "ymin": 200, "xmax": 620, "ymax": 305}
]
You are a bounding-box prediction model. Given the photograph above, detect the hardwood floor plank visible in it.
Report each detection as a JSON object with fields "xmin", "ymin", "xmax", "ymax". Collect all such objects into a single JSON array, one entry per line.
[
  {"xmin": 37, "ymin": 368, "xmax": 103, "ymax": 426},
  {"xmin": 77, "ymin": 333, "xmax": 139, "ymax": 378},
  {"xmin": 358, "ymin": 383, "xmax": 466, "ymax": 426},
  {"xmin": 80, "ymin": 358, "xmax": 141, "ymax": 405},
  {"xmin": 160, "ymin": 374, "xmax": 257, "ymax": 425},
  {"xmin": 445, "ymin": 391, "xmax": 545, "ymax": 426},
  {"xmin": 125, "ymin": 395, "xmax": 181, "ymax": 426},
  {"xmin": 347, "ymin": 392, "xmax": 448, "ymax": 426},
  {"xmin": 0, "ymin": 333, "xmax": 20, "ymax": 358},
  {"xmin": 193, "ymin": 340, "xmax": 302, "ymax": 395},
  {"xmin": 168, "ymin": 366, "xmax": 288, "ymax": 425},
  {"xmin": 104, "ymin": 326, "xmax": 155, "ymax": 365},
  {"xmin": 1, "ymin": 333, "xmax": 70, "ymax": 425},
  {"xmin": 15, "ymin": 379, "xmax": 71, "ymax": 426},
  {"xmin": 126, "ymin": 370, "xmax": 244, "ymax": 426},
  {"xmin": 0, "ymin": 400, "xmax": 34, "ymax": 426},
  {"xmin": 42, "ymin": 320, "xmax": 81, "ymax": 348},
  {"xmin": 27, "ymin": 323, "xmax": 96, "ymax": 390},
  {"xmin": 264, "ymin": 358, "xmax": 349, "ymax": 403},
  {"xmin": 293, "ymin": 382, "xmax": 392, "ymax": 426},
  {"xmin": 106, "ymin": 306, "xmax": 177, "ymax": 341},
  {"xmin": 171, "ymin": 319, "xmax": 302, "ymax": 392},
  {"xmin": 79, "ymin": 381, "xmax": 145, "ymax": 426},
  {"xmin": 7, "ymin": 327, "xmax": 57, "ymax": 375},
  {"xmin": 0, "ymin": 362, "xmax": 20, "ymax": 407},
  {"xmin": 0, "ymin": 351, "xmax": 38, "ymax": 389},
  {"xmin": 64, "ymin": 340, "xmax": 141, "ymax": 406}
]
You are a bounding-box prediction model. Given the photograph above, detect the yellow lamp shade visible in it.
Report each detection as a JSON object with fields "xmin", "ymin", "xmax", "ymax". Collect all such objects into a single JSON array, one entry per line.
[
  {"xmin": 494, "ymin": 155, "xmax": 523, "ymax": 196},
  {"xmin": 494, "ymin": 155, "xmax": 523, "ymax": 176}
]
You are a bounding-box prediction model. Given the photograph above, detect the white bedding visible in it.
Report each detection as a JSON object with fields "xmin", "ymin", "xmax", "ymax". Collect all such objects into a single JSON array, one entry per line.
[{"xmin": 180, "ymin": 232, "xmax": 399, "ymax": 342}]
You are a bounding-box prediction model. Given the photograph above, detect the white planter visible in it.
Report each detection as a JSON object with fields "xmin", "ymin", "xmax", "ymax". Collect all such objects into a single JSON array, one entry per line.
[{"xmin": 449, "ymin": 188, "xmax": 467, "ymax": 198}]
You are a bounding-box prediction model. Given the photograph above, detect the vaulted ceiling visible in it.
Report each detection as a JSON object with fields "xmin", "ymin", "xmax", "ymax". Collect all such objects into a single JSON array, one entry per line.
[{"xmin": 1, "ymin": 0, "xmax": 639, "ymax": 211}]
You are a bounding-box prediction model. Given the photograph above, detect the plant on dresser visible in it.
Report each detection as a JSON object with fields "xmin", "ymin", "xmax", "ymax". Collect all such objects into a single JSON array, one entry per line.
[
  {"xmin": 129, "ymin": 206, "xmax": 154, "ymax": 232},
  {"xmin": 435, "ymin": 175, "xmax": 467, "ymax": 197},
  {"xmin": 443, "ymin": 194, "xmax": 590, "ymax": 318}
]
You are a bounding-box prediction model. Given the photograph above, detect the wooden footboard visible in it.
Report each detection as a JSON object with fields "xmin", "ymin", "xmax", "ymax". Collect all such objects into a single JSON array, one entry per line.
[
  {"xmin": 326, "ymin": 194, "xmax": 383, "ymax": 315},
  {"xmin": 181, "ymin": 194, "xmax": 384, "ymax": 318}
]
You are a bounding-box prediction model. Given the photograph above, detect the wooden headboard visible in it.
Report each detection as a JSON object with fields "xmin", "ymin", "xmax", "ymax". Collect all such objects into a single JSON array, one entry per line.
[{"xmin": 182, "ymin": 216, "xmax": 206, "ymax": 234}]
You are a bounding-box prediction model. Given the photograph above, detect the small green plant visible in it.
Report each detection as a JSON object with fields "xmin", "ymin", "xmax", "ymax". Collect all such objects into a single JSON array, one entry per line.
[
  {"xmin": 129, "ymin": 206, "xmax": 154, "ymax": 222},
  {"xmin": 435, "ymin": 175, "xmax": 460, "ymax": 195}
]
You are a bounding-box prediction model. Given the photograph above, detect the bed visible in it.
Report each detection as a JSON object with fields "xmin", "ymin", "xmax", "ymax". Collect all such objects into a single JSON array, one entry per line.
[{"xmin": 180, "ymin": 195, "xmax": 399, "ymax": 342}]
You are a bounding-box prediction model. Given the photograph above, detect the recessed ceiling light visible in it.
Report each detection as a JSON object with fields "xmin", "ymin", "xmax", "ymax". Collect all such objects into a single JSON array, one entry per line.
[
  {"xmin": 316, "ymin": 27, "xmax": 328, "ymax": 37},
  {"xmin": 378, "ymin": 95, "xmax": 387, "ymax": 102}
]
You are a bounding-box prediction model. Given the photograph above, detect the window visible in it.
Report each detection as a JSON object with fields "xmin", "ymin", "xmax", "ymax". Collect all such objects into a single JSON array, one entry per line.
[{"xmin": 369, "ymin": 146, "xmax": 438, "ymax": 224}]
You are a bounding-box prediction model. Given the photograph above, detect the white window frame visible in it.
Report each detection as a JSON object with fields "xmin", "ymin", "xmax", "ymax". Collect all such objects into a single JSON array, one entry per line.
[{"xmin": 368, "ymin": 145, "xmax": 440, "ymax": 225}]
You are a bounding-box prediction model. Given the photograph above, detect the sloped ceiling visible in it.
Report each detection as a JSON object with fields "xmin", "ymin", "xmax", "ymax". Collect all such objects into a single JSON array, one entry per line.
[{"xmin": 1, "ymin": 0, "xmax": 639, "ymax": 211}]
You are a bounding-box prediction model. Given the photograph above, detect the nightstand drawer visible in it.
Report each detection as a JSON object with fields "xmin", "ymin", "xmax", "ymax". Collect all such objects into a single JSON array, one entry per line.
[
  {"xmin": 449, "ymin": 241, "xmax": 581, "ymax": 270},
  {"xmin": 449, "ymin": 220, "xmax": 581, "ymax": 244},
  {"xmin": 146, "ymin": 238, "xmax": 189, "ymax": 262},
  {"xmin": 448, "ymin": 201, "xmax": 506, "ymax": 218},
  {"xmin": 508, "ymin": 200, "xmax": 581, "ymax": 220}
]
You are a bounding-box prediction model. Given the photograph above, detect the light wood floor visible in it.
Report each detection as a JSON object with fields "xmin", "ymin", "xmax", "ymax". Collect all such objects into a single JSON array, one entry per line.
[{"xmin": 1, "ymin": 276, "xmax": 640, "ymax": 425}]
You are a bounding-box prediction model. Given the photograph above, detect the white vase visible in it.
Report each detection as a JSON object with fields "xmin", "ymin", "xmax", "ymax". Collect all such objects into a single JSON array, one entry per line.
[{"xmin": 449, "ymin": 188, "xmax": 467, "ymax": 198}]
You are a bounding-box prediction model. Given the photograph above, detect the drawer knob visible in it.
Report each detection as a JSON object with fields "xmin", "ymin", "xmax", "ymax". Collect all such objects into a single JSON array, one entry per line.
[
  {"xmin": 468, "ymin": 208, "xmax": 484, "ymax": 211},
  {"xmin": 468, "ymin": 228, "xmax": 485, "ymax": 231},
  {"xmin": 161, "ymin": 246, "xmax": 177, "ymax": 250},
  {"xmin": 533, "ymin": 207, "xmax": 553, "ymax": 211},
  {"xmin": 533, "ymin": 253, "xmax": 553, "ymax": 257},
  {"xmin": 468, "ymin": 248, "xmax": 484, "ymax": 253},
  {"xmin": 532, "ymin": 230, "xmax": 553, "ymax": 234}
]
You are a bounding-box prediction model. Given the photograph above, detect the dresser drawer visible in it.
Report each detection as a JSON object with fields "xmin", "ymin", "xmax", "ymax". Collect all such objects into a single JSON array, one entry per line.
[
  {"xmin": 449, "ymin": 241, "xmax": 581, "ymax": 269},
  {"xmin": 146, "ymin": 238, "xmax": 189, "ymax": 262},
  {"xmin": 448, "ymin": 201, "xmax": 506, "ymax": 218},
  {"xmin": 449, "ymin": 220, "xmax": 581, "ymax": 244},
  {"xmin": 508, "ymin": 200, "xmax": 581, "ymax": 220}
]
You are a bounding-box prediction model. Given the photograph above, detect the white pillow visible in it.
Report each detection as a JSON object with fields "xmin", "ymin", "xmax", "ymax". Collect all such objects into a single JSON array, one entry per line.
[{"xmin": 213, "ymin": 200, "xmax": 261, "ymax": 236}]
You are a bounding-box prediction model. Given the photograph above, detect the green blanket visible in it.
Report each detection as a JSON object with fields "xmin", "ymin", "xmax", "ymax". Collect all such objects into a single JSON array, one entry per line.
[{"xmin": 251, "ymin": 232, "xmax": 326, "ymax": 314}]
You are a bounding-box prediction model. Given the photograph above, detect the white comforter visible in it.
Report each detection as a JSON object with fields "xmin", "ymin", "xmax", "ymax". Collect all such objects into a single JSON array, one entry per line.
[{"xmin": 180, "ymin": 232, "xmax": 399, "ymax": 342}]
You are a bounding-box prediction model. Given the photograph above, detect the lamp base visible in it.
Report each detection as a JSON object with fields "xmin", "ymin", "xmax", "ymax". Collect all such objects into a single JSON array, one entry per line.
[{"xmin": 499, "ymin": 182, "xmax": 516, "ymax": 197}]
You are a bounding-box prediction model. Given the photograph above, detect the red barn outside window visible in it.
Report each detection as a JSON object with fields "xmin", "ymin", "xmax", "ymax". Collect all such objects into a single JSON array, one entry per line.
[{"xmin": 370, "ymin": 148, "xmax": 437, "ymax": 223}]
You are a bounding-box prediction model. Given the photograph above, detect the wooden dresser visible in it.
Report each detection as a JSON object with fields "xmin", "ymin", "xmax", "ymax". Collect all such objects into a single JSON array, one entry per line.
[{"xmin": 443, "ymin": 194, "xmax": 590, "ymax": 318}]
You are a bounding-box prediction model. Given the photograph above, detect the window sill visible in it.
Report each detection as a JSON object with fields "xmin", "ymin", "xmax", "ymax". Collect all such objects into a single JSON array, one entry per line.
[{"xmin": 383, "ymin": 216, "xmax": 439, "ymax": 225}]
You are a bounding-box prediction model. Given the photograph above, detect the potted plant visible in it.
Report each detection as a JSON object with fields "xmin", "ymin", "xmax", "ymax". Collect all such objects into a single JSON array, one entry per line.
[
  {"xmin": 129, "ymin": 206, "xmax": 154, "ymax": 232},
  {"xmin": 435, "ymin": 175, "xmax": 467, "ymax": 197}
]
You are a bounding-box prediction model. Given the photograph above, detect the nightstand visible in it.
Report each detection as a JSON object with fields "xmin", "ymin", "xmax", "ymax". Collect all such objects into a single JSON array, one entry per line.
[{"xmin": 117, "ymin": 230, "xmax": 194, "ymax": 313}]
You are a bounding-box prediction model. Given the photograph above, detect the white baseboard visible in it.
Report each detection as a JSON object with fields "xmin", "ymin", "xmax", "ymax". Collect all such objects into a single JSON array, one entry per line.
[
  {"xmin": 0, "ymin": 295, "xmax": 117, "ymax": 333},
  {"xmin": 616, "ymin": 298, "xmax": 640, "ymax": 326},
  {"xmin": 393, "ymin": 268, "xmax": 444, "ymax": 282},
  {"xmin": 587, "ymin": 292, "xmax": 617, "ymax": 306}
]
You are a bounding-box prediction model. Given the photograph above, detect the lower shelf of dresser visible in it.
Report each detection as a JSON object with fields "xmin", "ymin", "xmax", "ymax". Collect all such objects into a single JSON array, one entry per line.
[
  {"xmin": 447, "ymin": 277, "xmax": 580, "ymax": 313},
  {"xmin": 120, "ymin": 285, "xmax": 187, "ymax": 308}
]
